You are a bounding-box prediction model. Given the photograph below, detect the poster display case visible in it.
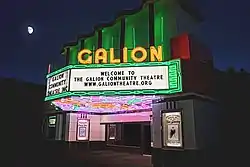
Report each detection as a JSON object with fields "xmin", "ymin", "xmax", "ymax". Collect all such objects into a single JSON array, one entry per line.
[
  {"xmin": 161, "ymin": 110, "xmax": 183, "ymax": 149},
  {"xmin": 77, "ymin": 119, "xmax": 90, "ymax": 141},
  {"xmin": 48, "ymin": 116, "xmax": 56, "ymax": 128}
]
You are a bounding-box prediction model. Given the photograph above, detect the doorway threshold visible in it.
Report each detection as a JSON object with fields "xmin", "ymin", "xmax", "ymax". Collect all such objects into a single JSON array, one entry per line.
[{"xmin": 143, "ymin": 154, "xmax": 152, "ymax": 157}]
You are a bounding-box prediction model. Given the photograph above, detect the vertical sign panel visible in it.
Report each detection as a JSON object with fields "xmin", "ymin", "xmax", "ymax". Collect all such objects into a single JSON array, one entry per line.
[
  {"xmin": 162, "ymin": 111, "xmax": 183, "ymax": 148},
  {"xmin": 77, "ymin": 119, "xmax": 89, "ymax": 141}
]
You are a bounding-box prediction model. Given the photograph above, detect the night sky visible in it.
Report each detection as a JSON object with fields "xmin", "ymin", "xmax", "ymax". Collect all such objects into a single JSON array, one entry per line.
[{"xmin": 0, "ymin": 0, "xmax": 249, "ymax": 84}]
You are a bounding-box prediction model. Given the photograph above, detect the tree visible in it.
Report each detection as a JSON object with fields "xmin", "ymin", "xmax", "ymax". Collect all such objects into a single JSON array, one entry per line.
[{"xmin": 226, "ymin": 66, "xmax": 236, "ymax": 74}]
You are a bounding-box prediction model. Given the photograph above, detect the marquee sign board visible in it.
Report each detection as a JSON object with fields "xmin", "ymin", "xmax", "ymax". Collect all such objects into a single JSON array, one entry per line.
[
  {"xmin": 44, "ymin": 59, "xmax": 182, "ymax": 101},
  {"xmin": 46, "ymin": 70, "xmax": 70, "ymax": 97},
  {"xmin": 70, "ymin": 66, "xmax": 169, "ymax": 91}
]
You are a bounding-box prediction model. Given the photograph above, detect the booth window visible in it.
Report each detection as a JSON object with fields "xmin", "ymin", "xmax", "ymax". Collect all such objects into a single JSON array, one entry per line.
[
  {"xmin": 108, "ymin": 124, "xmax": 116, "ymax": 140},
  {"xmin": 107, "ymin": 124, "xmax": 122, "ymax": 145},
  {"xmin": 47, "ymin": 115, "xmax": 57, "ymax": 139}
]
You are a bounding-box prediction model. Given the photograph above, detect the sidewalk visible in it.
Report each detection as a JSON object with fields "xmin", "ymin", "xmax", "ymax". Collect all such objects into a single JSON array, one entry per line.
[
  {"xmin": 68, "ymin": 150, "xmax": 153, "ymax": 167},
  {"xmin": 15, "ymin": 142, "xmax": 153, "ymax": 167}
]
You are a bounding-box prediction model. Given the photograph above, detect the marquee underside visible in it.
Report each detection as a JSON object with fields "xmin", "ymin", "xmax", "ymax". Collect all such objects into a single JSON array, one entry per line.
[{"xmin": 51, "ymin": 95, "xmax": 162, "ymax": 114}]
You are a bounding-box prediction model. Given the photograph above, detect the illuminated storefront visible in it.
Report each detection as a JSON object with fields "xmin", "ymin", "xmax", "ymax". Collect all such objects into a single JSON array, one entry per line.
[
  {"xmin": 43, "ymin": 0, "xmax": 183, "ymax": 150},
  {"xmin": 44, "ymin": 58, "xmax": 182, "ymax": 153},
  {"xmin": 43, "ymin": 0, "xmax": 219, "ymax": 166}
]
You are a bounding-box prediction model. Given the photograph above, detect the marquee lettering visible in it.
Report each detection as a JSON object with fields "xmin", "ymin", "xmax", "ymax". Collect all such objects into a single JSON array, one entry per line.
[{"xmin": 77, "ymin": 46, "xmax": 163, "ymax": 64}]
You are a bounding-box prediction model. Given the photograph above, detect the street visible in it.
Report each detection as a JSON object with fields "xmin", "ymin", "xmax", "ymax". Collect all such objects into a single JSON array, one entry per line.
[{"xmin": 15, "ymin": 141, "xmax": 152, "ymax": 167}]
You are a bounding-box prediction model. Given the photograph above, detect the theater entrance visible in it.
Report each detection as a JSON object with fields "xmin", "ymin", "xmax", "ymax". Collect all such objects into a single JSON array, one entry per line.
[
  {"xmin": 142, "ymin": 124, "xmax": 151, "ymax": 155},
  {"xmin": 105, "ymin": 122, "xmax": 152, "ymax": 155}
]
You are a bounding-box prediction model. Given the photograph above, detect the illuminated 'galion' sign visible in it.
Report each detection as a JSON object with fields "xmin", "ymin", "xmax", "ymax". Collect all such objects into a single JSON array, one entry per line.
[{"xmin": 77, "ymin": 46, "xmax": 163, "ymax": 64}]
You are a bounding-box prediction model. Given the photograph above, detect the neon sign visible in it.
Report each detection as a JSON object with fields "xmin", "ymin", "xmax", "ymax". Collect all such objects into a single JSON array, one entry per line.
[
  {"xmin": 51, "ymin": 95, "xmax": 159, "ymax": 113},
  {"xmin": 77, "ymin": 46, "xmax": 163, "ymax": 64}
]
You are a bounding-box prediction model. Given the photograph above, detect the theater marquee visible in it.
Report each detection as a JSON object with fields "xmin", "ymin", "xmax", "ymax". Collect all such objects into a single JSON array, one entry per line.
[
  {"xmin": 44, "ymin": 59, "xmax": 182, "ymax": 101},
  {"xmin": 70, "ymin": 66, "xmax": 169, "ymax": 91}
]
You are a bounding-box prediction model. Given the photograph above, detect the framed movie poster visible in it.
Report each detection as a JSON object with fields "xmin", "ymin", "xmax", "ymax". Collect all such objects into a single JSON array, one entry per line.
[
  {"xmin": 77, "ymin": 119, "xmax": 90, "ymax": 141},
  {"xmin": 161, "ymin": 110, "xmax": 183, "ymax": 148},
  {"xmin": 48, "ymin": 116, "xmax": 56, "ymax": 128},
  {"xmin": 108, "ymin": 124, "xmax": 116, "ymax": 140},
  {"xmin": 79, "ymin": 127, "xmax": 86, "ymax": 137}
]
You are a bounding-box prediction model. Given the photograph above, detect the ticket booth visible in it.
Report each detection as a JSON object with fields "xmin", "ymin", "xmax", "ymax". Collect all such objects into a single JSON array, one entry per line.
[{"xmin": 151, "ymin": 93, "xmax": 220, "ymax": 167}]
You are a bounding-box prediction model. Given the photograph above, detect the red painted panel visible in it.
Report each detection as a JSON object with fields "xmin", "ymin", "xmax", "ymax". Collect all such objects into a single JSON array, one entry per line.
[{"xmin": 170, "ymin": 33, "xmax": 191, "ymax": 60}]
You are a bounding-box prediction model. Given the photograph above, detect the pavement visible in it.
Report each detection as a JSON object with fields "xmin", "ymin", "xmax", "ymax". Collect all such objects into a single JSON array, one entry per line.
[
  {"xmin": 15, "ymin": 142, "xmax": 153, "ymax": 167},
  {"xmin": 70, "ymin": 150, "xmax": 153, "ymax": 167}
]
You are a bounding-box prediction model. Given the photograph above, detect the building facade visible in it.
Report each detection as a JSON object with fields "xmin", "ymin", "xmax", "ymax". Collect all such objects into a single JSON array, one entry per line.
[{"xmin": 43, "ymin": 0, "xmax": 219, "ymax": 167}]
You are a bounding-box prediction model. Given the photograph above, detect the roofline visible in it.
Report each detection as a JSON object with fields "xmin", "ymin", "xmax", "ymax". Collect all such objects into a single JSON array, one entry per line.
[
  {"xmin": 61, "ymin": 0, "xmax": 152, "ymax": 54},
  {"xmin": 61, "ymin": 0, "xmax": 204, "ymax": 55}
]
